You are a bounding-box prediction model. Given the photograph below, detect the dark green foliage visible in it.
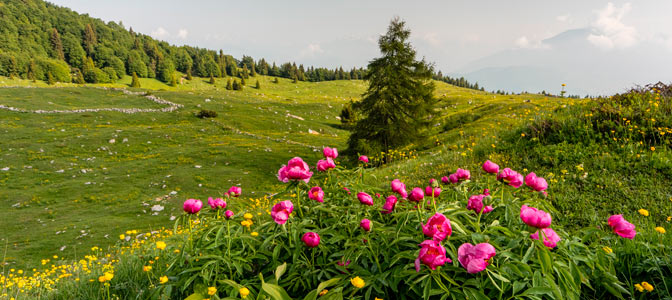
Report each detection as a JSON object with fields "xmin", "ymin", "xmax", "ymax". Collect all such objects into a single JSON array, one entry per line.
[
  {"xmin": 339, "ymin": 100, "xmax": 357, "ymax": 126},
  {"xmin": 74, "ymin": 69, "xmax": 85, "ymax": 84},
  {"xmin": 241, "ymin": 64, "xmax": 249, "ymax": 79},
  {"xmin": 102, "ymin": 66, "xmax": 118, "ymax": 81},
  {"xmin": 232, "ymin": 80, "xmax": 242, "ymax": 90},
  {"xmin": 240, "ymin": 76, "xmax": 245, "ymax": 86},
  {"xmin": 226, "ymin": 79, "xmax": 232, "ymax": 90},
  {"xmin": 130, "ymin": 72, "xmax": 141, "ymax": 88},
  {"xmin": 157, "ymin": 58, "xmax": 175, "ymax": 83},
  {"xmin": 49, "ymin": 28, "xmax": 65, "ymax": 61},
  {"xmin": 273, "ymin": 77, "xmax": 279, "ymax": 84},
  {"xmin": 347, "ymin": 17, "xmax": 437, "ymax": 156},
  {"xmin": 255, "ymin": 80, "xmax": 260, "ymax": 89},
  {"xmin": 83, "ymin": 23, "xmax": 97, "ymax": 55},
  {"xmin": 433, "ymin": 71, "xmax": 485, "ymax": 91},
  {"xmin": 126, "ymin": 51, "xmax": 148, "ymax": 78},
  {"xmin": 196, "ymin": 109, "xmax": 218, "ymax": 118},
  {"xmin": 105, "ymin": 56, "xmax": 125, "ymax": 79}
]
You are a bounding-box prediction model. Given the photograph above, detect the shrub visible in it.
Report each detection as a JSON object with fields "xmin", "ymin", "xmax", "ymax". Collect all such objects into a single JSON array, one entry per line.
[{"xmin": 196, "ymin": 109, "xmax": 218, "ymax": 119}]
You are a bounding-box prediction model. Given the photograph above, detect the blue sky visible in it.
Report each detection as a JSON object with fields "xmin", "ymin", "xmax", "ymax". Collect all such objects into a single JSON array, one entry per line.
[{"xmin": 48, "ymin": 0, "xmax": 672, "ymax": 94}]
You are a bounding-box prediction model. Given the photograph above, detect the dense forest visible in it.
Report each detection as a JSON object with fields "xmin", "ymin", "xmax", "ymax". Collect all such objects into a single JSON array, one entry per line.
[{"xmin": 0, "ymin": 0, "xmax": 366, "ymax": 84}]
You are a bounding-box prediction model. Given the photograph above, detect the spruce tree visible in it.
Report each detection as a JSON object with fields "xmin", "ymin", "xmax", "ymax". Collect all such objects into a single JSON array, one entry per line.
[
  {"xmin": 255, "ymin": 80, "xmax": 261, "ymax": 89},
  {"xmin": 74, "ymin": 69, "xmax": 85, "ymax": 84},
  {"xmin": 273, "ymin": 77, "xmax": 279, "ymax": 84},
  {"xmin": 347, "ymin": 17, "xmax": 436, "ymax": 157},
  {"xmin": 131, "ymin": 72, "xmax": 141, "ymax": 88},
  {"xmin": 292, "ymin": 75, "xmax": 297, "ymax": 83},
  {"xmin": 47, "ymin": 72, "xmax": 55, "ymax": 85},
  {"xmin": 50, "ymin": 28, "xmax": 65, "ymax": 60},
  {"xmin": 240, "ymin": 76, "xmax": 246, "ymax": 86},
  {"xmin": 226, "ymin": 79, "xmax": 233, "ymax": 90},
  {"xmin": 170, "ymin": 75, "xmax": 177, "ymax": 87},
  {"xmin": 232, "ymin": 80, "xmax": 240, "ymax": 90},
  {"xmin": 242, "ymin": 65, "xmax": 249, "ymax": 79},
  {"xmin": 209, "ymin": 73, "xmax": 215, "ymax": 84}
]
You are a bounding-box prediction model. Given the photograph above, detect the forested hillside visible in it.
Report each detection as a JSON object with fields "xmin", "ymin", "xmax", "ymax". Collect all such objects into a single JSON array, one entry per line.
[{"xmin": 0, "ymin": 0, "xmax": 366, "ymax": 84}]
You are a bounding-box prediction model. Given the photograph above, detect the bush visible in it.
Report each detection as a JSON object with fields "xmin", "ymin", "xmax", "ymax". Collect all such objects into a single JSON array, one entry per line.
[{"xmin": 196, "ymin": 109, "xmax": 218, "ymax": 119}]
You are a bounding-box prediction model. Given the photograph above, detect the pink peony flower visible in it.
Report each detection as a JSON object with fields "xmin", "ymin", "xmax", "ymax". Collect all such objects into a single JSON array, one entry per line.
[
  {"xmin": 277, "ymin": 157, "xmax": 313, "ymax": 183},
  {"xmin": 482, "ymin": 160, "xmax": 500, "ymax": 174},
  {"xmin": 316, "ymin": 157, "xmax": 336, "ymax": 172},
  {"xmin": 483, "ymin": 189, "xmax": 490, "ymax": 196},
  {"xmin": 381, "ymin": 195, "xmax": 397, "ymax": 214},
  {"xmin": 415, "ymin": 240, "xmax": 451, "ymax": 272},
  {"xmin": 224, "ymin": 210, "xmax": 234, "ymax": 219},
  {"xmin": 425, "ymin": 186, "xmax": 441, "ymax": 197},
  {"xmin": 323, "ymin": 147, "xmax": 338, "ymax": 159},
  {"xmin": 607, "ymin": 215, "xmax": 637, "ymax": 239},
  {"xmin": 207, "ymin": 197, "xmax": 226, "ymax": 210},
  {"xmin": 458, "ymin": 243, "xmax": 496, "ymax": 273},
  {"xmin": 449, "ymin": 168, "xmax": 471, "ymax": 183},
  {"xmin": 308, "ymin": 186, "xmax": 324, "ymax": 203},
  {"xmin": 530, "ymin": 228, "xmax": 561, "ymax": 248},
  {"xmin": 524, "ymin": 172, "xmax": 548, "ymax": 192},
  {"xmin": 466, "ymin": 194, "xmax": 493, "ymax": 214},
  {"xmin": 227, "ymin": 186, "xmax": 242, "ymax": 197},
  {"xmin": 302, "ymin": 232, "xmax": 320, "ymax": 248},
  {"xmin": 360, "ymin": 219, "xmax": 371, "ymax": 231},
  {"xmin": 391, "ymin": 179, "xmax": 408, "ymax": 198},
  {"xmin": 343, "ymin": 187, "xmax": 351, "ymax": 195},
  {"xmin": 183, "ymin": 199, "xmax": 202, "ymax": 214},
  {"xmin": 441, "ymin": 176, "xmax": 450, "ymax": 184},
  {"xmin": 409, "ymin": 187, "xmax": 425, "ymax": 202},
  {"xmin": 359, "ymin": 155, "xmax": 369, "ymax": 163},
  {"xmin": 336, "ymin": 260, "xmax": 351, "ymax": 267},
  {"xmin": 271, "ymin": 201, "xmax": 294, "ymax": 225},
  {"xmin": 520, "ymin": 205, "xmax": 552, "ymax": 228},
  {"xmin": 497, "ymin": 168, "xmax": 524, "ymax": 188},
  {"xmin": 422, "ymin": 213, "xmax": 452, "ymax": 242},
  {"xmin": 357, "ymin": 192, "xmax": 374, "ymax": 206}
]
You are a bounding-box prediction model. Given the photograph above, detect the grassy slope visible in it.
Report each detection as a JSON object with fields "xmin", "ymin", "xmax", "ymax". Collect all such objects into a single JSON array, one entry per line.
[{"xmin": 0, "ymin": 75, "xmax": 577, "ymax": 269}]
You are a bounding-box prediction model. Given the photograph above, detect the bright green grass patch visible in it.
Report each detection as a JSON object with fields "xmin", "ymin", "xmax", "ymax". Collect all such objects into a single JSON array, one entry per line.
[{"xmin": 0, "ymin": 87, "xmax": 166, "ymax": 110}]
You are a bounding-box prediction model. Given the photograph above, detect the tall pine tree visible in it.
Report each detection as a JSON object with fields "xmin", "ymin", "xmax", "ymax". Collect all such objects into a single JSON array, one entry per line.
[
  {"xmin": 50, "ymin": 28, "xmax": 65, "ymax": 60},
  {"xmin": 347, "ymin": 17, "xmax": 436, "ymax": 157}
]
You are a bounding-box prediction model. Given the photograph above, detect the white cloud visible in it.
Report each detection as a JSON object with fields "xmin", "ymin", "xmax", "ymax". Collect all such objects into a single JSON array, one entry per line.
[
  {"xmin": 150, "ymin": 27, "xmax": 169, "ymax": 39},
  {"xmin": 556, "ymin": 14, "xmax": 572, "ymax": 23},
  {"xmin": 299, "ymin": 43, "xmax": 324, "ymax": 57},
  {"xmin": 514, "ymin": 36, "xmax": 549, "ymax": 49},
  {"xmin": 422, "ymin": 32, "xmax": 440, "ymax": 46},
  {"xmin": 587, "ymin": 2, "xmax": 637, "ymax": 50},
  {"xmin": 177, "ymin": 29, "xmax": 188, "ymax": 39}
]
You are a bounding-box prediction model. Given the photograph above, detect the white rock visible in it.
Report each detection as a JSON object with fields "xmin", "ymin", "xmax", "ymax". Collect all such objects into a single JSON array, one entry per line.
[
  {"xmin": 1, "ymin": 167, "xmax": 9, "ymax": 171},
  {"xmin": 151, "ymin": 205, "xmax": 164, "ymax": 212},
  {"xmin": 109, "ymin": 139, "xmax": 115, "ymax": 144}
]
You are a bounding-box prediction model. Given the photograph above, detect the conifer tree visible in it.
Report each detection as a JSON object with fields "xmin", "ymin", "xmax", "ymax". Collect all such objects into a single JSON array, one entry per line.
[
  {"xmin": 255, "ymin": 80, "xmax": 261, "ymax": 89},
  {"xmin": 186, "ymin": 68, "xmax": 192, "ymax": 80},
  {"xmin": 83, "ymin": 23, "xmax": 97, "ymax": 54},
  {"xmin": 232, "ymin": 80, "xmax": 240, "ymax": 90},
  {"xmin": 347, "ymin": 17, "xmax": 436, "ymax": 157},
  {"xmin": 50, "ymin": 28, "xmax": 65, "ymax": 60},
  {"xmin": 226, "ymin": 79, "xmax": 233, "ymax": 90},
  {"xmin": 27, "ymin": 60, "xmax": 37, "ymax": 82},
  {"xmin": 273, "ymin": 77, "xmax": 279, "ymax": 84},
  {"xmin": 250, "ymin": 62, "xmax": 256, "ymax": 76},
  {"xmin": 170, "ymin": 75, "xmax": 177, "ymax": 87},
  {"xmin": 74, "ymin": 69, "xmax": 85, "ymax": 84},
  {"xmin": 209, "ymin": 73, "xmax": 215, "ymax": 84},
  {"xmin": 292, "ymin": 74, "xmax": 297, "ymax": 83},
  {"xmin": 242, "ymin": 65, "xmax": 249, "ymax": 79},
  {"xmin": 241, "ymin": 76, "xmax": 246, "ymax": 86},
  {"xmin": 131, "ymin": 72, "xmax": 141, "ymax": 87},
  {"xmin": 47, "ymin": 72, "xmax": 55, "ymax": 85}
]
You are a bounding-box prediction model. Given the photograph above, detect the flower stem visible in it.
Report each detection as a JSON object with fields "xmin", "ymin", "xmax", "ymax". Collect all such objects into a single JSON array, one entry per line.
[{"xmin": 295, "ymin": 185, "xmax": 304, "ymax": 218}]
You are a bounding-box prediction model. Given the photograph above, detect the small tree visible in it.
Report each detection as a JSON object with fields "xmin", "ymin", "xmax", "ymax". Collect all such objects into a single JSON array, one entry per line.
[
  {"xmin": 232, "ymin": 80, "xmax": 240, "ymax": 90},
  {"xmin": 209, "ymin": 73, "xmax": 215, "ymax": 84},
  {"xmin": 186, "ymin": 69, "xmax": 192, "ymax": 80},
  {"xmin": 255, "ymin": 80, "xmax": 261, "ymax": 89},
  {"xmin": 347, "ymin": 17, "xmax": 437, "ymax": 157},
  {"xmin": 74, "ymin": 69, "xmax": 85, "ymax": 84},
  {"xmin": 170, "ymin": 75, "xmax": 177, "ymax": 87},
  {"xmin": 47, "ymin": 72, "xmax": 55, "ymax": 85},
  {"xmin": 131, "ymin": 72, "xmax": 141, "ymax": 88},
  {"xmin": 241, "ymin": 76, "xmax": 246, "ymax": 86},
  {"xmin": 273, "ymin": 77, "xmax": 279, "ymax": 84},
  {"xmin": 226, "ymin": 79, "xmax": 233, "ymax": 90},
  {"xmin": 292, "ymin": 74, "xmax": 297, "ymax": 83}
]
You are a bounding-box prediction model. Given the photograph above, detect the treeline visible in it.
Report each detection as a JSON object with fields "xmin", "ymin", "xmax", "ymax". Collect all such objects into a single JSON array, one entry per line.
[
  {"xmin": 433, "ymin": 71, "xmax": 485, "ymax": 92},
  {"xmin": 0, "ymin": 0, "xmax": 365, "ymax": 84}
]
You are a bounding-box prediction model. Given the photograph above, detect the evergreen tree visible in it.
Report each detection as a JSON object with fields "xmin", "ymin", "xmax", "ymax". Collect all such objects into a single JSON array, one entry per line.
[
  {"xmin": 27, "ymin": 60, "xmax": 37, "ymax": 82},
  {"xmin": 209, "ymin": 73, "xmax": 215, "ymax": 84},
  {"xmin": 226, "ymin": 79, "xmax": 233, "ymax": 90},
  {"xmin": 242, "ymin": 65, "xmax": 249, "ymax": 79},
  {"xmin": 273, "ymin": 77, "xmax": 279, "ymax": 84},
  {"xmin": 232, "ymin": 80, "xmax": 240, "ymax": 90},
  {"xmin": 50, "ymin": 28, "xmax": 65, "ymax": 61},
  {"xmin": 292, "ymin": 74, "xmax": 297, "ymax": 83},
  {"xmin": 47, "ymin": 72, "xmax": 55, "ymax": 85},
  {"xmin": 250, "ymin": 62, "xmax": 256, "ymax": 76},
  {"xmin": 241, "ymin": 76, "xmax": 246, "ymax": 86},
  {"xmin": 8, "ymin": 56, "xmax": 18, "ymax": 78},
  {"xmin": 186, "ymin": 68, "xmax": 192, "ymax": 80},
  {"xmin": 74, "ymin": 69, "xmax": 85, "ymax": 84},
  {"xmin": 170, "ymin": 75, "xmax": 177, "ymax": 87},
  {"xmin": 83, "ymin": 23, "xmax": 97, "ymax": 55},
  {"xmin": 255, "ymin": 80, "xmax": 261, "ymax": 89},
  {"xmin": 131, "ymin": 72, "xmax": 141, "ymax": 88},
  {"xmin": 347, "ymin": 17, "xmax": 436, "ymax": 157}
]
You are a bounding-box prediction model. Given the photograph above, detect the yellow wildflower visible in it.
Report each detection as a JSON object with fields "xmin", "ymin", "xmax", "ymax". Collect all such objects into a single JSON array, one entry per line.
[
  {"xmin": 350, "ymin": 276, "xmax": 365, "ymax": 288},
  {"xmin": 98, "ymin": 275, "xmax": 106, "ymax": 283},
  {"xmin": 655, "ymin": 227, "xmax": 666, "ymax": 234},
  {"xmin": 642, "ymin": 282, "xmax": 654, "ymax": 292},
  {"xmin": 251, "ymin": 232, "xmax": 259, "ymax": 237},
  {"xmin": 375, "ymin": 298, "xmax": 383, "ymax": 300},
  {"xmin": 159, "ymin": 276, "xmax": 168, "ymax": 284},
  {"xmin": 638, "ymin": 209, "xmax": 649, "ymax": 217},
  {"xmin": 119, "ymin": 234, "xmax": 125, "ymax": 240},
  {"xmin": 156, "ymin": 241, "xmax": 167, "ymax": 250},
  {"xmin": 208, "ymin": 286, "xmax": 217, "ymax": 296},
  {"xmin": 651, "ymin": 146, "xmax": 655, "ymax": 151},
  {"xmin": 319, "ymin": 289, "xmax": 328, "ymax": 296},
  {"xmin": 635, "ymin": 283, "xmax": 644, "ymax": 292},
  {"xmin": 667, "ymin": 216, "xmax": 671, "ymax": 222},
  {"xmin": 143, "ymin": 266, "xmax": 152, "ymax": 272},
  {"xmin": 239, "ymin": 287, "xmax": 250, "ymax": 298},
  {"xmin": 243, "ymin": 213, "xmax": 253, "ymax": 219},
  {"xmin": 103, "ymin": 272, "xmax": 114, "ymax": 281},
  {"xmin": 602, "ymin": 246, "xmax": 613, "ymax": 254}
]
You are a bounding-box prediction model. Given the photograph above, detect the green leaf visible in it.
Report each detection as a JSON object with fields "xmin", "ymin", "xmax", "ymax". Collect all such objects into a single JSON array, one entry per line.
[
  {"xmin": 520, "ymin": 286, "xmax": 553, "ymax": 296},
  {"xmin": 303, "ymin": 278, "xmax": 341, "ymax": 300},
  {"xmin": 275, "ymin": 262, "xmax": 288, "ymax": 282},
  {"xmin": 184, "ymin": 293, "xmax": 206, "ymax": 300},
  {"xmin": 261, "ymin": 282, "xmax": 293, "ymax": 300}
]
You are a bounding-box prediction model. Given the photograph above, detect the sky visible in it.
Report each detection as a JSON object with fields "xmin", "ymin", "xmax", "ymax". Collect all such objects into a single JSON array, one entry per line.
[{"xmin": 48, "ymin": 0, "xmax": 672, "ymax": 94}]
